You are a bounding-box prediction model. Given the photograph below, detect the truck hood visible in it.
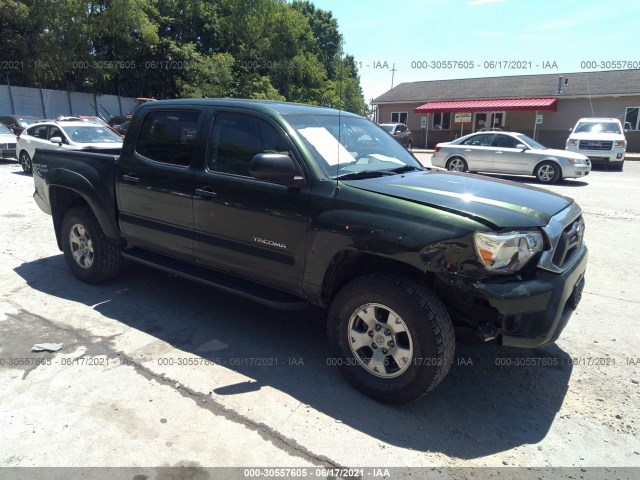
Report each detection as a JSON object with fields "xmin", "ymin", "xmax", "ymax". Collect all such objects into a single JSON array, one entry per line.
[{"xmin": 343, "ymin": 171, "xmax": 573, "ymax": 229}]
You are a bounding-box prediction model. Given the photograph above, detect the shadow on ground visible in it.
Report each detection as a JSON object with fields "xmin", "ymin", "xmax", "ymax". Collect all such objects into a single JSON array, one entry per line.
[{"xmin": 15, "ymin": 255, "xmax": 573, "ymax": 459}]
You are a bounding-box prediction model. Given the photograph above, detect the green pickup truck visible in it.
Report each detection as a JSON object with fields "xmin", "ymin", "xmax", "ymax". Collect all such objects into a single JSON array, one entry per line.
[{"xmin": 32, "ymin": 99, "xmax": 588, "ymax": 403}]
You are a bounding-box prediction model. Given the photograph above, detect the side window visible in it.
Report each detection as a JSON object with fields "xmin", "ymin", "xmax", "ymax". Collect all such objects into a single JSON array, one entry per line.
[
  {"xmin": 495, "ymin": 135, "xmax": 518, "ymax": 148},
  {"xmin": 136, "ymin": 110, "xmax": 200, "ymax": 166},
  {"xmin": 209, "ymin": 114, "xmax": 290, "ymax": 177},
  {"xmin": 49, "ymin": 126, "xmax": 66, "ymax": 143},
  {"xmin": 28, "ymin": 125, "xmax": 49, "ymax": 140},
  {"xmin": 462, "ymin": 134, "xmax": 493, "ymax": 146}
]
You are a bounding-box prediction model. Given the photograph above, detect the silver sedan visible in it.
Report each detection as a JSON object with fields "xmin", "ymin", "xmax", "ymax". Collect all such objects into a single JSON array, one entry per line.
[{"xmin": 431, "ymin": 131, "xmax": 591, "ymax": 183}]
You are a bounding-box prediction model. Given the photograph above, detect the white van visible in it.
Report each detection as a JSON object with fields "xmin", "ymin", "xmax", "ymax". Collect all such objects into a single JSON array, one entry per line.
[{"xmin": 565, "ymin": 117, "xmax": 626, "ymax": 171}]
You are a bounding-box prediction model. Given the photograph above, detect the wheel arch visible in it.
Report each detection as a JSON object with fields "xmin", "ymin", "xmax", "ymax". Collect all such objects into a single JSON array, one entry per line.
[
  {"xmin": 320, "ymin": 250, "xmax": 428, "ymax": 306},
  {"xmin": 533, "ymin": 158, "xmax": 564, "ymax": 176},
  {"xmin": 49, "ymin": 180, "xmax": 122, "ymax": 251}
]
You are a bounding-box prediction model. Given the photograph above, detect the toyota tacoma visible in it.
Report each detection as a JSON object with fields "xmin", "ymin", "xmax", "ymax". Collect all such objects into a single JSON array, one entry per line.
[{"xmin": 32, "ymin": 99, "xmax": 588, "ymax": 404}]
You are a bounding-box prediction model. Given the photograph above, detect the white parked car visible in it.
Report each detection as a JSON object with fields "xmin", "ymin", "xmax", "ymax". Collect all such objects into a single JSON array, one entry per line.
[
  {"xmin": 432, "ymin": 131, "xmax": 591, "ymax": 184},
  {"xmin": 17, "ymin": 121, "xmax": 123, "ymax": 174},
  {"xmin": 0, "ymin": 123, "xmax": 18, "ymax": 161},
  {"xmin": 566, "ymin": 117, "xmax": 626, "ymax": 171}
]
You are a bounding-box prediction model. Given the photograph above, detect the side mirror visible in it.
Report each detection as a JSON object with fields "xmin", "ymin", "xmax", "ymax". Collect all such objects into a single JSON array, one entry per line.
[
  {"xmin": 50, "ymin": 136, "xmax": 63, "ymax": 144},
  {"xmin": 516, "ymin": 143, "xmax": 528, "ymax": 150},
  {"xmin": 250, "ymin": 153, "xmax": 305, "ymax": 188}
]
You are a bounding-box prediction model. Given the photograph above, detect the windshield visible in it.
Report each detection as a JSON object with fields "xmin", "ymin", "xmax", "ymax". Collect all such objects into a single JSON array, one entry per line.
[
  {"xmin": 0, "ymin": 124, "xmax": 13, "ymax": 134},
  {"xmin": 515, "ymin": 133, "xmax": 546, "ymax": 150},
  {"xmin": 81, "ymin": 117, "xmax": 109, "ymax": 126},
  {"xmin": 574, "ymin": 121, "xmax": 621, "ymax": 134},
  {"xmin": 284, "ymin": 114, "xmax": 421, "ymax": 178},
  {"xmin": 62, "ymin": 125, "xmax": 123, "ymax": 143},
  {"xmin": 380, "ymin": 124, "xmax": 394, "ymax": 133}
]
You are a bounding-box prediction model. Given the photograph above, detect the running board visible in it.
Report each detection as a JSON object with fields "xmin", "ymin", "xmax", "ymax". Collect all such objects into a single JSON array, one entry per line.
[{"xmin": 121, "ymin": 247, "xmax": 309, "ymax": 311}]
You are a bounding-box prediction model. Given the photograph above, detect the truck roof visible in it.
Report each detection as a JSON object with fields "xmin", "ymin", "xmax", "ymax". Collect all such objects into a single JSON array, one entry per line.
[{"xmin": 138, "ymin": 98, "xmax": 361, "ymax": 117}]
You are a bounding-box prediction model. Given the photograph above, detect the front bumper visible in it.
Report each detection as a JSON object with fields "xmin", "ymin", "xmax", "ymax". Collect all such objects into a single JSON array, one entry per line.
[
  {"xmin": 567, "ymin": 147, "xmax": 625, "ymax": 165},
  {"xmin": 1, "ymin": 148, "xmax": 17, "ymax": 159},
  {"xmin": 563, "ymin": 164, "xmax": 591, "ymax": 178},
  {"xmin": 472, "ymin": 244, "xmax": 588, "ymax": 348}
]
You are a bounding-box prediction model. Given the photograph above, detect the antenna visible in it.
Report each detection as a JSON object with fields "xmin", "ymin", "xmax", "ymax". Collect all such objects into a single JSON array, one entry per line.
[{"xmin": 391, "ymin": 63, "xmax": 397, "ymax": 88}]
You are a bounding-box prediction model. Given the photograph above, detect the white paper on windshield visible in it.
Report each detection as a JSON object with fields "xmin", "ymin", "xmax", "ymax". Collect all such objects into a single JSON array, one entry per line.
[
  {"xmin": 298, "ymin": 127, "xmax": 354, "ymax": 166},
  {"xmin": 369, "ymin": 153, "xmax": 404, "ymax": 165}
]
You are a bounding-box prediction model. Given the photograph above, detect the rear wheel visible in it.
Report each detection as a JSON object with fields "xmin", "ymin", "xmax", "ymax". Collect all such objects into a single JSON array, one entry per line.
[
  {"xmin": 446, "ymin": 157, "xmax": 468, "ymax": 172},
  {"xmin": 535, "ymin": 161, "xmax": 561, "ymax": 184},
  {"xmin": 61, "ymin": 206, "xmax": 122, "ymax": 283},
  {"xmin": 327, "ymin": 274, "xmax": 455, "ymax": 404},
  {"xmin": 19, "ymin": 151, "xmax": 32, "ymax": 174}
]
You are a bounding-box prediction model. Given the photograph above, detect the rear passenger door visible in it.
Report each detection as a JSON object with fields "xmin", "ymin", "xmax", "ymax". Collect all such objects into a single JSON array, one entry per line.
[
  {"xmin": 192, "ymin": 111, "xmax": 310, "ymax": 294},
  {"xmin": 117, "ymin": 109, "xmax": 204, "ymax": 260},
  {"xmin": 456, "ymin": 133, "xmax": 495, "ymax": 171}
]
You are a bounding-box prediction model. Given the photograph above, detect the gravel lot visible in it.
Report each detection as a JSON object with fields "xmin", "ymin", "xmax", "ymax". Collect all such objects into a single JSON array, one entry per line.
[{"xmin": 1, "ymin": 156, "xmax": 639, "ymax": 478}]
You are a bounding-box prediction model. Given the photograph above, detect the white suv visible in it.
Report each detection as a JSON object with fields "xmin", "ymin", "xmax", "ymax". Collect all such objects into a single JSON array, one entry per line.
[
  {"xmin": 16, "ymin": 120, "xmax": 123, "ymax": 174},
  {"xmin": 566, "ymin": 117, "xmax": 626, "ymax": 171}
]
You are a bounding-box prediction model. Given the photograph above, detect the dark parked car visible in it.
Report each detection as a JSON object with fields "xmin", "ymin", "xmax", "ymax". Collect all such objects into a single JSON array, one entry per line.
[
  {"xmin": 0, "ymin": 115, "xmax": 42, "ymax": 135},
  {"xmin": 32, "ymin": 99, "xmax": 587, "ymax": 404},
  {"xmin": 380, "ymin": 123, "xmax": 413, "ymax": 149}
]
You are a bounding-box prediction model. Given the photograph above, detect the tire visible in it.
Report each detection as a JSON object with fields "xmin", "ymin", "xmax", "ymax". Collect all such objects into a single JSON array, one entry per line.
[
  {"xmin": 327, "ymin": 274, "xmax": 455, "ymax": 404},
  {"xmin": 612, "ymin": 161, "xmax": 624, "ymax": 172},
  {"xmin": 19, "ymin": 151, "xmax": 32, "ymax": 174},
  {"xmin": 61, "ymin": 206, "xmax": 122, "ymax": 283},
  {"xmin": 535, "ymin": 161, "xmax": 561, "ymax": 184},
  {"xmin": 445, "ymin": 156, "xmax": 468, "ymax": 172},
  {"xmin": 407, "ymin": 141, "xmax": 413, "ymax": 151}
]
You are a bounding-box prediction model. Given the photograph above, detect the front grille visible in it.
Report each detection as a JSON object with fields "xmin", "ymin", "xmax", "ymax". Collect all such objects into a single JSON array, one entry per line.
[
  {"xmin": 579, "ymin": 140, "xmax": 612, "ymax": 151},
  {"xmin": 552, "ymin": 216, "xmax": 585, "ymax": 268}
]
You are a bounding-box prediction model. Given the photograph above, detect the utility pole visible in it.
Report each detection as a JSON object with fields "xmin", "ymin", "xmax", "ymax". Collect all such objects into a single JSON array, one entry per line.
[{"xmin": 390, "ymin": 63, "xmax": 397, "ymax": 89}]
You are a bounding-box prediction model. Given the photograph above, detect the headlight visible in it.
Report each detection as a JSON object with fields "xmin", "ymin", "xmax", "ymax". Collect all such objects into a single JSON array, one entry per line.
[
  {"xmin": 567, "ymin": 139, "xmax": 577, "ymax": 146},
  {"xmin": 474, "ymin": 231, "xmax": 544, "ymax": 273}
]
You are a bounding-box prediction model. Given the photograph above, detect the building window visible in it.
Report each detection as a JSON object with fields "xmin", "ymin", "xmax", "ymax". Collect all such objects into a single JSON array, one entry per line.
[
  {"xmin": 433, "ymin": 112, "xmax": 451, "ymax": 130},
  {"xmin": 391, "ymin": 112, "xmax": 407, "ymax": 124},
  {"xmin": 625, "ymin": 106, "xmax": 639, "ymax": 130}
]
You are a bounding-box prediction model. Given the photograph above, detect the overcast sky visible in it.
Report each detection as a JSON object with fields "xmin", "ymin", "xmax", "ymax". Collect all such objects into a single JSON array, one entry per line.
[{"xmin": 309, "ymin": 0, "xmax": 640, "ymax": 105}]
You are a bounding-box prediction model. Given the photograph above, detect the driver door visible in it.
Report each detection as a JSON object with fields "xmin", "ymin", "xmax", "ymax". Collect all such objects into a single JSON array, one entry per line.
[{"xmin": 192, "ymin": 111, "xmax": 311, "ymax": 294}]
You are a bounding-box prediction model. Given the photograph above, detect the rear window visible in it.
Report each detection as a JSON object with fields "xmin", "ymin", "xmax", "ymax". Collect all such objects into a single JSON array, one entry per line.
[{"xmin": 136, "ymin": 110, "xmax": 200, "ymax": 166}]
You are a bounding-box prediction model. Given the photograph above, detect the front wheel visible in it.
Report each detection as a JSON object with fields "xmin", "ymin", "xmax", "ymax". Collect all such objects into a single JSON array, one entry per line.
[
  {"xmin": 19, "ymin": 151, "xmax": 32, "ymax": 174},
  {"xmin": 446, "ymin": 157, "xmax": 468, "ymax": 172},
  {"xmin": 61, "ymin": 206, "xmax": 122, "ymax": 283},
  {"xmin": 407, "ymin": 141, "xmax": 413, "ymax": 151},
  {"xmin": 327, "ymin": 274, "xmax": 455, "ymax": 404},
  {"xmin": 535, "ymin": 161, "xmax": 561, "ymax": 184}
]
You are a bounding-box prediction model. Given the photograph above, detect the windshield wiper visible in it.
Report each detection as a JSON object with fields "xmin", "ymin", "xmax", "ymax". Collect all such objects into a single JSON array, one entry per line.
[
  {"xmin": 335, "ymin": 170, "xmax": 396, "ymax": 180},
  {"xmin": 387, "ymin": 165, "xmax": 423, "ymax": 174}
]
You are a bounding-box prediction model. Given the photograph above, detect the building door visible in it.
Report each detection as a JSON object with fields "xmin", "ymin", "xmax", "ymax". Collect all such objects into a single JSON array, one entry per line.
[{"xmin": 473, "ymin": 112, "xmax": 505, "ymax": 131}]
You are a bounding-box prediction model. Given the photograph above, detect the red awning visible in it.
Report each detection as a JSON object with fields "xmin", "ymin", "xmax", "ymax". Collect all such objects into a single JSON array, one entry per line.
[{"xmin": 414, "ymin": 98, "xmax": 557, "ymax": 113}]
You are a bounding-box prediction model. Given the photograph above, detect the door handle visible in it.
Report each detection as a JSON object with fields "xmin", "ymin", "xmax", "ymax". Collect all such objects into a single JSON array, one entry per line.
[
  {"xmin": 464, "ymin": 149, "xmax": 472, "ymax": 152},
  {"xmin": 195, "ymin": 187, "xmax": 218, "ymax": 198},
  {"xmin": 122, "ymin": 173, "xmax": 139, "ymax": 183},
  {"xmin": 496, "ymin": 151, "xmax": 503, "ymax": 154}
]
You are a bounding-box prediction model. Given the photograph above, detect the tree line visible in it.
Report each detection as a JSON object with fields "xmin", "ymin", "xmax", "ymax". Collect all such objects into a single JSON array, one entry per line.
[{"xmin": 0, "ymin": 0, "xmax": 367, "ymax": 114}]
